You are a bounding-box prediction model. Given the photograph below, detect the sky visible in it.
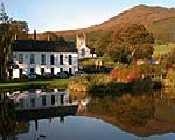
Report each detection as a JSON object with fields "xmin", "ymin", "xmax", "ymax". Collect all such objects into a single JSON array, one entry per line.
[{"xmin": 2, "ymin": 0, "xmax": 175, "ymax": 33}]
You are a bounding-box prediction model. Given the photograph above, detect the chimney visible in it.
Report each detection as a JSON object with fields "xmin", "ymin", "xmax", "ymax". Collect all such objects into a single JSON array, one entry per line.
[
  {"xmin": 34, "ymin": 29, "xmax": 37, "ymax": 40},
  {"xmin": 47, "ymin": 33, "xmax": 50, "ymax": 41},
  {"xmin": 14, "ymin": 34, "xmax": 17, "ymax": 40}
]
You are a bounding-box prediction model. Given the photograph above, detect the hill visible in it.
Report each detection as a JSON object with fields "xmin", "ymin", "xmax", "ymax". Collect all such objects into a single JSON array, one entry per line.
[
  {"xmin": 91, "ymin": 5, "xmax": 175, "ymax": 30},
  {"xmin": 149, "ymin": 17, "xmax": 175, "ymax": 43},
  {"xmin": 30, "ymin": 5, "xmax": 175, "ymax": 43}
]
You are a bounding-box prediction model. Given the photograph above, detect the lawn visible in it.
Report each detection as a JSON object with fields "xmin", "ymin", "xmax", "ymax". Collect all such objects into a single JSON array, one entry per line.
[{"xmin": 0, "ymin": 79, "xmax": 69, "ymax": 90}]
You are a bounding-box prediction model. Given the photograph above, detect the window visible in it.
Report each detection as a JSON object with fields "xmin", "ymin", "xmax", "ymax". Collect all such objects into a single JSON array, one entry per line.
[
  {"xmin": 69, "ymin": 68, "xmax": 72, "ymax": 75},
  {"xmin": 30, "ymin": 98, "xmax": 35, "ymax": 108},
  {"xmin": 60, "ymin": 68, "xmax": 63, "ymax": 72},
  {"xmin": 30, "ymin": 68, "xmax": 35, "ymax": 74},
  {"xmin": 81, "ymin": 48, "xmax": 85, "ymax": 57},
  {"xmin": 19, "ymin": 99, "xmax": 24, "ymax": 108},
  {"xmin": 51, "ymin": 95, "xmax": 55, "ymax": 105},
  {"xmin": 41, "ymin": 54, "xmax": 46, "ymax": 65},
  {"xmin": 19, "ymin": 54, "xmax": 23, "ymax": 64},
  {"xmin": 50, "ymin": 55, "xmax": 55, "ymax": 65},
  {"xmin": 68, "ymin": 55, "xmax": 72, "ymax": 65},
  {"xmin": 42, "ymin": 95, "xmax": 47, "ymax": 106},
  {"xmin": 51, "ymin": 68, "xmax": 54, "ymax": 75},
  {"xmin": 30, "ymin": 54, "xmax": 35, "ymax": 64},
  {"xmin": 41, "ymin": 68, "xmax": 44, "ymax": 75},
  {"xmin": 60, "ymin": 55, "xmax": 63, "ymax": 65},
  {"xmin": 19, "ymin": 68, "xmax": 23, "ymax": 76},
  {"xmin": 60, "ymin": 94, "xmax": 64, "ymax": 105},
  {"xmin": 25, "ymin": 54, "xmax": 28, "ymax": 59},
  {"xmin": 13, "ymin": 53, "xmax": 16, "ymax": 58}
]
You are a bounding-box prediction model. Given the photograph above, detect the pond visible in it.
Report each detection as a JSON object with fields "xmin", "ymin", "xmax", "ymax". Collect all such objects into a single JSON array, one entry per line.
[{"xmin": 1, "ymin": 89, "xmax": 175, "ymax": 140}]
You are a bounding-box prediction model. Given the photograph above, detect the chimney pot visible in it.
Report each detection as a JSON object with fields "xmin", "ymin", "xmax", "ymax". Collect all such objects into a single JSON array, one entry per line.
[{"xmin": 34, "ymin": 30, "xmax": 37, "ymax": 40}]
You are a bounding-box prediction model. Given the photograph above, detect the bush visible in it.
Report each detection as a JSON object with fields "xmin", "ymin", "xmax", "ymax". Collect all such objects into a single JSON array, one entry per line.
[
  {"xmin": 110, "ymin": 65, "xmax": 142, "ymax": 83},
  {"xmin": 110, "ymin": 64, "xmax": 163, "ymax": 83},
  {"xmin": 68, "ymin": 73, "xmax": 154, "ymax": 94},
  {"xmin": 68, "ymin": 75, "xmax": 110, "ymax": 92}
]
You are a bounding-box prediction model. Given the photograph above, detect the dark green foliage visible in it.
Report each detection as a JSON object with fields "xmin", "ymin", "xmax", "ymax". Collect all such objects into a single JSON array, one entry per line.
[{"xmin": 87, "ymin": 31, "xmax": 112, "ymax": 57}]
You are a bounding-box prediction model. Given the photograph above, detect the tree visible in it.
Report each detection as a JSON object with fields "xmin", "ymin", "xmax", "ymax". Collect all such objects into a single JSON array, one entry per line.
[
  {"xmin": 108, "ymin": 24, "xmax": 155, "ymax": 63},
  {"xmin": 0, "ymin": 3, "xmax": 13, "ymax": 80},
  {"xmin": 0, "ymin": 3, "xmax": 8, "ymax": 23},
  {"xmin": 0, "ymin": 2, "xmax": 29, "ymax": 80},
  {"xmin": 11, "ymin": 20, "xmax": 29, "ymax": 39},
  {"xmin": 87, "ymin": 31, "xmax": 112, "ymax": 57},
  {"xmin": 44, "ymin": 31, "xmax": 58, "ymax": 41}
]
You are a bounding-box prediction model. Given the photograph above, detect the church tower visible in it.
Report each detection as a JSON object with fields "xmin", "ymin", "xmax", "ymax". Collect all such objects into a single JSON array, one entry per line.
[
  {"xmin": 76, "ymin": 32, "xmax": 93, "ymax": 59},
  {"xmin": 76, "ymin": 32, "xmax": 86, "ymax": 49}
]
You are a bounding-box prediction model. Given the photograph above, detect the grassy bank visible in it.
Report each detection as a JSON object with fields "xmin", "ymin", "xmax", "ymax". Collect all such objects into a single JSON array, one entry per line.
[
  {"xmin": 68, "ymin": 75, "xmax": 155, "ymax": 95},
  {"xmin": 0, "ymin": 79, "xmax": 69, "ymax": 91}
]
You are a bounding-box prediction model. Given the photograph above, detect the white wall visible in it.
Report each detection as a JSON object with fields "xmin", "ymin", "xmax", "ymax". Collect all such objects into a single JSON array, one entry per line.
[
  {"xmin": 78, "ymin": 46, "xmax": 92, "ymax": 59},
  {"xmin": 13, "ymin": 51, "xmax": 78, "ymax": 76},
  {"xmin": 76, "ymin": 33, "xmax": 96, "ymax": 59},
  {"xmin": 13, "ymin": 69, "xmax": 20, "ymax": 79}
]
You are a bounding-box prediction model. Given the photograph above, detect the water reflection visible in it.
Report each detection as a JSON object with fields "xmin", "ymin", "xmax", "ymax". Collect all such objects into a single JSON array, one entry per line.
[
  {"xmin": 0, "ymin": 94, "xmax": 16, "ymax": 140},
  {"xmin": 12, "ymin": 90, "xmax": 71, "ymax": 110},
  {"xmin": 1, "ymin": 90, "xmax": 175, "ymax": 139},
  {"xmin": 0, "ymin": 89, "xmax": 81, "ymax": 140},
  {"xmin": 80, "ymin": 91, "xmax": 175, "ymax": 137}
]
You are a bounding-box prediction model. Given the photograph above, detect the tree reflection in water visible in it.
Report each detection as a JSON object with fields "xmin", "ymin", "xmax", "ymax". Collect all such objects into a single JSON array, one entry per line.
[
  {"xmin": 79, "ymin": 91, "xmax": 175, "ymax": 137},
  {"xmin": 0, "ymin": 92, "xmax": 16, "ymax": 140}
]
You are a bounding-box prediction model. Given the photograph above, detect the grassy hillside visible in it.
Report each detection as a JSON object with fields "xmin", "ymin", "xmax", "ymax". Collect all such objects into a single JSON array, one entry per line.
[
  {"xmin": 149, "ymin": 17, "xmax": 175, "ymax": 43},
  {"xmin": 92, "ymin": 5, "xmax": 175, "ymax": 31},
  {"xmin": 153, "ymin": 44, "xmax": 175, "ymax": 57}
]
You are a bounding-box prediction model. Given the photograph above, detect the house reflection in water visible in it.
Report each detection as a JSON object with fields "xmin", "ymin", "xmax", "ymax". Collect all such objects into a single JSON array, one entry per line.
[
  {"xmin": 0, "ymin": 89, "xmax": 81, "ymax": 140},
  {"xmin": 12, "ymin": 89, "xmax": 72, "ymax": 110}
]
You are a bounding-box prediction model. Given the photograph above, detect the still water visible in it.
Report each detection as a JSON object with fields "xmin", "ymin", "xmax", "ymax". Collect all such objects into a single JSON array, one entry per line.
[{"xmin": 1, "ymin": 89, "xmax": 175, "ymax": 140}]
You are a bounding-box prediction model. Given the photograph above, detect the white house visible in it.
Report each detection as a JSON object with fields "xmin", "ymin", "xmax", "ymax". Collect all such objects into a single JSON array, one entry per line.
[
  {"xmin": 76, "ymin": 33, "xmax": 96, "ymax": 59},
  {"xmin": 12, "ymin": 38, "xmax": 78, "ymax": 79}
]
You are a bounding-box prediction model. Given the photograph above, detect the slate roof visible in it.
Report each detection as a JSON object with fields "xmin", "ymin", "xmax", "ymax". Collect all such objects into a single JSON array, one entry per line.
[{"xmin": 13, "ymin": 40, "xmax": 77, "ymax": 52}]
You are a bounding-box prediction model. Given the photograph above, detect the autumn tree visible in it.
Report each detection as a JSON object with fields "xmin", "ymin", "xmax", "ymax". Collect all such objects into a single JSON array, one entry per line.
[{"xmin": 108, "ymin": 24, "xmax": 154, "ymax": 63}]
